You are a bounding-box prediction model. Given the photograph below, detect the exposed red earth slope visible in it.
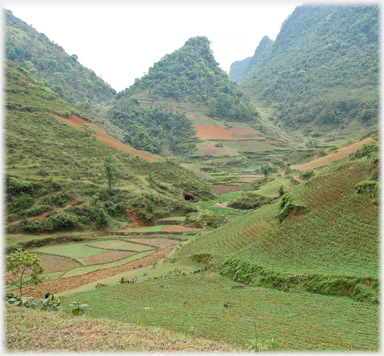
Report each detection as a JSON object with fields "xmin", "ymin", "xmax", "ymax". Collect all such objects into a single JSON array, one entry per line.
[{"xmin": 51, "ymin": 114, "xmax": 163, "ymax": 162}]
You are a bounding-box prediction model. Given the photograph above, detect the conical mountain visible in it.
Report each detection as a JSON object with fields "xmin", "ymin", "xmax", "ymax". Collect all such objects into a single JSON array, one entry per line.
[
  {"xmin": 238, "ymin": 4, "xmax": 379, "ymax": 140},
  {"xmin": 116, "ymin": 36, "xmax": 258, "ymax": 123}
]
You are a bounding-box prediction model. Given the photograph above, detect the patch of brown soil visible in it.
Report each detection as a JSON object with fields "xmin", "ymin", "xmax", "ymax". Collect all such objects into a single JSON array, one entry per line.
[
  {"xmin": 194, "ymin": 125, "xmax": 263, "ymax": 140},
  {"xmin": 51, "ymin": 114, "xmax": 162, "ymax": 163},
  {"xmin": 37, "ymin": 253, "xmax": 80, "ymax": 273},
  {"xmin": 160, "ymin": 226, "xmax": 202, "ymax": 232},
  {"xmin": 126, "ymin": 238, "xmax": 181, "ymax": 248},
  {"xmin": 78, "ymin": 251, "xmax": 134, "ymax": 265},
  {"xmin": 293, "ymin": 137, "xmax": 376, "ymax": 171},
  {"xmin": 24, "ymin": 246, "xmax": 175, "ymax": 297},
  {"xmin": 211, "ymin": 185, "xmax": 246, "ymax": 194}
]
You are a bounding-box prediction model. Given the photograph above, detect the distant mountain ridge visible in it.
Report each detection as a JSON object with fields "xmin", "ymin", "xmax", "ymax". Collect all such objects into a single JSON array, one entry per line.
[
  {"xmin": 228, "ymin": 56, "xmax": 251, "ymax": 82},
  {"xmin": 232, "ymin": 4, "xmax": 379, "ymax": 138}
]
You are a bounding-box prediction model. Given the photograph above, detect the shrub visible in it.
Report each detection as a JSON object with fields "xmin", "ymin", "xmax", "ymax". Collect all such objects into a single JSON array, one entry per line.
[{"xmin": 47, "ymin": 212, "xmax": 78, "ymax": 230}]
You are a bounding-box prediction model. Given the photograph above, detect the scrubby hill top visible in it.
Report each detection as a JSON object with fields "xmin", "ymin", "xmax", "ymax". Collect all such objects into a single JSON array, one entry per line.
[{"xmin": 117, "ymin": 36, "xmax": 258, "ymax": 123}]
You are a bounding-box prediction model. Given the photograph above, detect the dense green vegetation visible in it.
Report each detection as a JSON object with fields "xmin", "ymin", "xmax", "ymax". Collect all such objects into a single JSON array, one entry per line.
[
  {"xmin": 4, "ymin": 10, "xmax": 116, "ymax": 112},
  {"xmin": 107, "ymin": 98, "xmax": 198, "ymax": 155},
  {"xmin": 236, "ymin": 36, "xmax": 273, "ymax": 82},
  {"xmin": 238, "ymin": 5, "xmax": 379, "ymax": 136},
  {"xmin": 118, "ymin": 36, "xmax": 258, "ymax": 123}
]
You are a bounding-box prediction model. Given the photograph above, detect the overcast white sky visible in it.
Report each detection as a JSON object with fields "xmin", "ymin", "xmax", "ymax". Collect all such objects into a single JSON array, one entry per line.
[
  {"xmin": 3, "ymin": 0, "xmax": 306, "ymax": 92},
  {"xmin": 3, "ymin": 0, "xmax": 373, "ymax": 92}
]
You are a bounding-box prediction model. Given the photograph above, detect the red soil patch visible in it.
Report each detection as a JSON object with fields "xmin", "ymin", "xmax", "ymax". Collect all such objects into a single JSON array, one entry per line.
[
  {"xmin": 51, "ymin": 114, "xmax": 162, "ymax": 163},
  {"xmin": 160, "ymin": 226, "xmax": 202, "ymax": 232},
  {"xmin": 194, "ymin": 125, "xmax": 264, "ymax": 140},
  {"xmin": 78, "ymin": 251, "xmax": 134, "ymax": 265},
  {"xmin": 293, "ymin": 137, "xmax": 376, "ymax": 171}
]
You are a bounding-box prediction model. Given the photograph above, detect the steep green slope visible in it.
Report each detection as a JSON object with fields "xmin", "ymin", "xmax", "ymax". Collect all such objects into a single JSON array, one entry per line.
[
  {"xmin": 5, "ymin": 59, "xmax": 217, "ymax": 235},
  {"xmin": 239, "ymin": 4, "xmax": 379, "ymax": 139},
  {"xmin": 4, "ymin": 9, "xmax": 116, "ymax": 105},
  {"xmin": 174, "ymin": 144, "xmax": 379, "ymax": 302},
  {"xmin": 228, "ymin": 56, "xmax": 251, "ymax": 82},
  {"xmin": 4, "ymin": 8, "xmax": 122, "ymax": 138},
  {"xmin": 232, "ymin": 36, "xmax": 273, "ymax": 82},
  {"xmin": 107, "ymin": 98, "xmax": 198, "ymax": 156}
]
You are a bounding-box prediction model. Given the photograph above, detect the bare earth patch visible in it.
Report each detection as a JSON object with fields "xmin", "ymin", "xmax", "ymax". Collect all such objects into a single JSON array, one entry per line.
[
  {"xmin": 194, "ymin": 125, "xmax": 263, "ymax": 140},
  {"xmin": 77, "ymin": 251, "xmax": 134, "ymax": 265},
  {"xmin": 51, "ymin": 114, "xmax": 162, "ymax": 162},
  {"xmin": 37, "ymin": 253, "xmax": 80, "ymax": 273},
  {"xmin": 127, "ymin": 238, "xmax": 181, "ymax": 248},
  {"xmin": 160, "ymin": 226, "xmax": 202, "ymax": 232}
]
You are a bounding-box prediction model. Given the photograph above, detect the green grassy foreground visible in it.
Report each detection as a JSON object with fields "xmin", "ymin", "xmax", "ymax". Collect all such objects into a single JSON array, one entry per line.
[{"xmin": 59, "ymin": 269, "xmax": 379, "ymax": 351}]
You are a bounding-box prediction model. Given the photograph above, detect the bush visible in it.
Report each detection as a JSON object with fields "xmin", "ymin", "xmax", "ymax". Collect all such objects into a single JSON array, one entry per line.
[{"xmin": 47, "ymin": 212, "xmax": 78, "ymax": 230}]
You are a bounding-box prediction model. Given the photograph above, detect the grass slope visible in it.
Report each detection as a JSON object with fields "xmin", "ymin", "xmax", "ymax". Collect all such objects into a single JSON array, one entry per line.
[
  {"xmin": 5, "ymin": 304, "xmax": 242, "ymax": 352},
  {"xmin": 60, "ymin": 270, "xmax": 379, "ymax": 351},
  {"xmin": 174, "ymin": 153, "xmax": 379, "ymax": 302},
  {"xmin": 5, "ymin": 59, "xmax": 216, "ymax": 235}
]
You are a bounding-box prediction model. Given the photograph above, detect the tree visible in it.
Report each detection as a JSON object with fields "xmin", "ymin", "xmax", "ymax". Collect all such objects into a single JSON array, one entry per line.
[
  {"xmin": 5, "ymin": 249, "xmax": 45, "ymax": 298},
  {"xmin": 104, "ymin": 157, "xmax": 120, "ymax": 190}
]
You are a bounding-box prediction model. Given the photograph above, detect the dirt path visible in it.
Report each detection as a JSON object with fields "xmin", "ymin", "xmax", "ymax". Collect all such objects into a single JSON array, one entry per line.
[{"xmin": 24, "ymin": 246, "xmax": 175, "ymax": 297}]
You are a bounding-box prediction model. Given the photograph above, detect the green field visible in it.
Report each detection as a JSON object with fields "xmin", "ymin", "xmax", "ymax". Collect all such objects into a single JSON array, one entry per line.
[
  {"xmin": 32, "ymin": 243, "xmax": 108, "ymax": 259},
  {"xmin": 86, "ymin": 240, "xmax": 155, "ymax": 252},
  {"xmin": 60, "ymin": 271, "xmax": 379, "ymax": 351}
]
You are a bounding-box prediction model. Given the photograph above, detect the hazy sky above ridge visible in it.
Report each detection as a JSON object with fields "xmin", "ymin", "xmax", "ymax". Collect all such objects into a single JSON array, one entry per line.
[{"xmin": 4, "ymin": 0, "xmax": 359, "ymax": 93}]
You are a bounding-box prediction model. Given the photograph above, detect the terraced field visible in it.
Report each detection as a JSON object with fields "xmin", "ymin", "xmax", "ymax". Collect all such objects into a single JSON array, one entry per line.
[{"xmin": 174, "ymin": 159, "xmax": 379, "ymax": 280}]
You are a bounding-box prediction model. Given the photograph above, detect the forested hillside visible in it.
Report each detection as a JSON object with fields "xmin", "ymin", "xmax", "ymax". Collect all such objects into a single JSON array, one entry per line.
[
  {"xmin": 4, "ymin": 9, "xmax": 116, "ymax": 114},
  {"xmin": 238, "ymin": 4, "xmax": 379, "ymax": 135},
  {"xmin": 118, "ymin": 36, "xmax": 258, "ymax": 123}
]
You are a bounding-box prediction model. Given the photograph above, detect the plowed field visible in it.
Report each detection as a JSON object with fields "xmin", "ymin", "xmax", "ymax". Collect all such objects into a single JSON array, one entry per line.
[
  {"xmin": 37, "ymin": 253, "xmax": 80, "ymax": 273},
  {"xmin": 194, "ymin": 126, "xmax": 263, "ymax": 140},
  {"xmin": 51, "ymin": 114, "xmax": 162, "ymax": 162}
]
